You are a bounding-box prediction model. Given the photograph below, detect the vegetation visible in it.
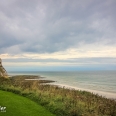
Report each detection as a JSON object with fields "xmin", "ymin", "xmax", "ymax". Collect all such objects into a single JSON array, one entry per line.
[
  {"xmin": 0, "ymin": 75, "xmax": 116, "ymax": 116},
  {"xmin": 0, "ymin": 90, "xmax": 55, "ymax": 116}
]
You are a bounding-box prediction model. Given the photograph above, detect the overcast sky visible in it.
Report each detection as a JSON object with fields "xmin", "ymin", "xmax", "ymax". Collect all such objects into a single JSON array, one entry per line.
[{"xmin": 0, "ymin": 0, "xmax": 116, "ymax": 71}]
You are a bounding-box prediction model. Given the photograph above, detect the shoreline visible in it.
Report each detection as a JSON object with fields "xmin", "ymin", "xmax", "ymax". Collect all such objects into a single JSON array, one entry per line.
[
  {"xmin": 48, "ymin": 83, "xmax": 116, "ymax": 99},
  {"xmin": 19, "ymin": 76, "xmax": 116, "ymax": 99}
]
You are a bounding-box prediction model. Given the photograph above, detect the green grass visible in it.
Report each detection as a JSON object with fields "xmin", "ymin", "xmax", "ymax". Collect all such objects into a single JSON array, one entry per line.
[{"xmin": 0, "ymin": 90, "xmax": 55, "ymax": 116}]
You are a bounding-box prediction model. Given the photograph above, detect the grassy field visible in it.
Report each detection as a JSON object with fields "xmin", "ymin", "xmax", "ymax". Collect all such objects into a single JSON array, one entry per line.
[
  {"xmin": 0, "ymin": 75, "xmax": 116, "ymax": 116},
  {"xmin": 0, "ymin": 90, "xmax": 55, "ymax": 116}
]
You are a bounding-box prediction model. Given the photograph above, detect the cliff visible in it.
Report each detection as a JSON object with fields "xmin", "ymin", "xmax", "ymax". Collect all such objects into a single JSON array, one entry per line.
[{"xmin": 0, "ymin": 58, "xmax": 8, "ymax": 77}]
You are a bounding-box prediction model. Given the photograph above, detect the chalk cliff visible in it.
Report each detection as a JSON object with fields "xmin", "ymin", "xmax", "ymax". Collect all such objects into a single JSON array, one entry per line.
[{"xmin": 0, "ymin": 58, "xmax": 8, "ymax": 77}]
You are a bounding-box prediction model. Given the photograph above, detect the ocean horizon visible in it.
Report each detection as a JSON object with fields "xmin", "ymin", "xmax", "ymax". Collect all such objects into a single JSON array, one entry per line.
[{"xmin": 8, "ymin": 70, "xmax": 116, "ymax": 99}]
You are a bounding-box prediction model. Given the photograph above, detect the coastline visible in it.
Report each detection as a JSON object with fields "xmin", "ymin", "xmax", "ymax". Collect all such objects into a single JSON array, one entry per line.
[
  {"xmin": 48, "ymin": 82, "xmax": 116, "ymax": 99},
  {"xmin": 15, "ymin": 74, "xmax": 116, "ymax": 99}
]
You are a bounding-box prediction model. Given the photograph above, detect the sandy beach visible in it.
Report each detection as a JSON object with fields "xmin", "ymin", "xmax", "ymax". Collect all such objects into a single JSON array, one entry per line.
[
  {"xmin": 48, "ymin": 83, "xmax": 116, "ymax": 99},
  {"xmin": 24, "ymin": 77, "xmax": 116, "ymax": 99}
]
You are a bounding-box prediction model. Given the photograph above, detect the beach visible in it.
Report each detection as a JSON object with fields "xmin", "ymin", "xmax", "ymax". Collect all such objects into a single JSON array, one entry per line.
[
  {"xmin": 49, "ymin": 83, "xmax": 116, "ymax": 99},
  {"xmin": 9, "ymin": 70, "xmax": 116, "ymax": 99}
]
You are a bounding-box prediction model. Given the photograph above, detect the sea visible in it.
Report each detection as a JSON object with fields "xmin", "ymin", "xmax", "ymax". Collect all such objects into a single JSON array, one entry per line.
[{"xmin": 8, "ymin": 70, "xmax": 116, "ymax": 99}]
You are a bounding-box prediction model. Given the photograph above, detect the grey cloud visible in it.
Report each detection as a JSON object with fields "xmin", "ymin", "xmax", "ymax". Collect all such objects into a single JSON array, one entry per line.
[
  {"xmin": 0, "ymin": 0, "xmax": 116, "ymax": 54},
  {"xmin": 0, "ymin": 35, "xmax": 19, "ymax": 48},
  {"xmin": 3, "ymin": 57, "xmax": 116, "ymax": 65},
  {"xmin": 0, "ymin": 32, "xmax": 21, "ymax": 54},
  {"xmin": 69, "ymin": 57, "xmax": 116, "ymax": 64}
]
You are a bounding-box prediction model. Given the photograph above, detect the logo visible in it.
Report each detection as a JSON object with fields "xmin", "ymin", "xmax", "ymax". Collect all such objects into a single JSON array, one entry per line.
[{"xmin": 0, "ymin": 106, "xmax": 6, "ymax": 112}]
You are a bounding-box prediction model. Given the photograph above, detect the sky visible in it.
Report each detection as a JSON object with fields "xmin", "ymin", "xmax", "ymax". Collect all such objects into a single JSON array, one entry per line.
[{"xmin": 0, "ymin": 0, "xmax": 116, "ymax": 71}]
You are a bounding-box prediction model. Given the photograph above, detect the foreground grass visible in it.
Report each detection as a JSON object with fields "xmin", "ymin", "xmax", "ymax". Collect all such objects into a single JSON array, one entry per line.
[
  {"xmin": 0, "ymin": 76, "xmax": 116, "ymax": 116},
  {"xmin": 0, "ymin": 90, "xmax": 55, "ymax": 116}
]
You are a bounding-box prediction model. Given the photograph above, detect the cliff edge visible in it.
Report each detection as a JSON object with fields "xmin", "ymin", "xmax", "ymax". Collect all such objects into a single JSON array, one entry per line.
[{"xmin": 0, "ymin": 58, "xmax": 8, "ymax": 77}]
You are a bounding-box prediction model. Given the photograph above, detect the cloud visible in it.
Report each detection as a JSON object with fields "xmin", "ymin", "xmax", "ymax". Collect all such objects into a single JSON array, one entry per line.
[
  {"xmin": 0, "ymin": 0, "xmax": 116, "ymax": 55},
  {"xmin": 0, "ymin": 0, "xmax": 116, "ymax": 71},
  {"xmin": 1, "ymin": 44, "xmax": 116, "ymax": 67}
]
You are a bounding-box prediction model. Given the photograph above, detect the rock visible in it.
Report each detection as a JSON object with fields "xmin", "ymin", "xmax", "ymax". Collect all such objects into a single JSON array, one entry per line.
[{"xmin": 0, "ymin": 58, "xmax": 8, "ymax": 77}]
